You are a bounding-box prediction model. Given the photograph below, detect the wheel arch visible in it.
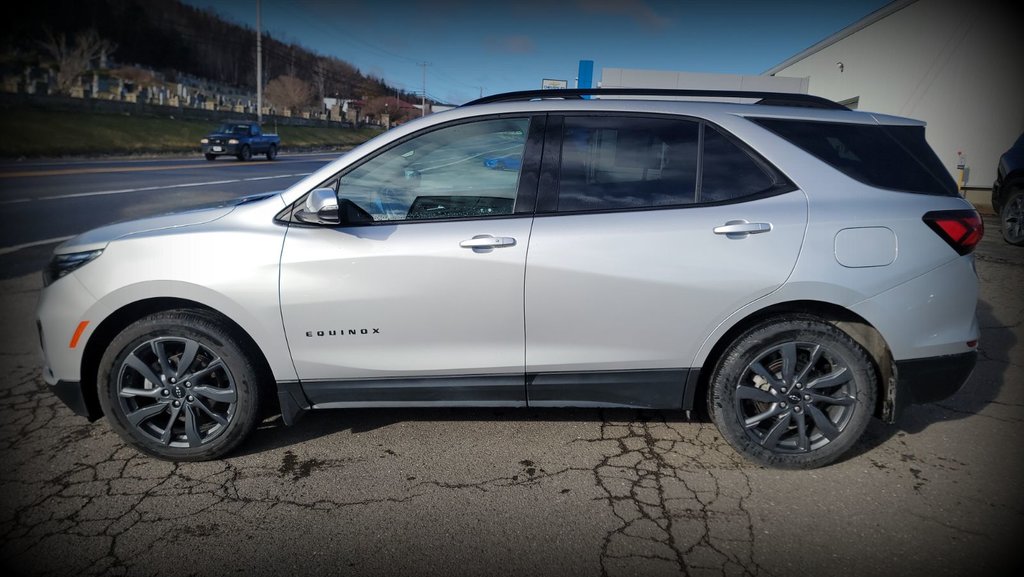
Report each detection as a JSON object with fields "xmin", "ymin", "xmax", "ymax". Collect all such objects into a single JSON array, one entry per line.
[
  {"xmin": 687, "ymin": 300, "xmax": 895, "ymax": 422},
  {"xmin": 994, "ymin": 172, "xmax": 1024, "ymax": 212},
  {"xmin": 80, "ymin": 297, "xmax": 278, "ymax": 421}
]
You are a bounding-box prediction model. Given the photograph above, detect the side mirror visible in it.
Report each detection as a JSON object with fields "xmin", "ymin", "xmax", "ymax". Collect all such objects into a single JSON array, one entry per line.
[
  {"xmin": 295, "ymin": 188, "xmax": 340, "ymax": 225},
  {"xmin": 294, "ymin": 188, "xmax": 374, "ymax": 226}
]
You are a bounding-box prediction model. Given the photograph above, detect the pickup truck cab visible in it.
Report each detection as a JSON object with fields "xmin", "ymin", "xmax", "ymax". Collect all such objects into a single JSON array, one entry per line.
[{"xmin": 201, "ymin": 122, "xmax": 280, "ymax": 161}]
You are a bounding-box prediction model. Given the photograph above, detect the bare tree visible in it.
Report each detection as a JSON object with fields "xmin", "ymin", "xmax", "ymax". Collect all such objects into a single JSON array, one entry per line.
[
  {"xmin": 264, "ymin": 74, "xmax": 313, "ymax": 114},
  {"xmin": 363, "ymin": 96, "xmax": 419, "ymax": 125},
  {"xmin": 39, "ymin": 28, "xmax": 115, "ymax": 95},
  {"xmin": 111, "ymin": 66, "xmax": 155, "ymax": 86}
]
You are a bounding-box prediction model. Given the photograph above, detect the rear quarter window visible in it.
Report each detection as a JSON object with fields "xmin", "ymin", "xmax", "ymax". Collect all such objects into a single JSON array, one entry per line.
[
  {"xmin": 752, "ymin": 118, "xmax": 957, "ymax": 196},
  {"xmin": 700, "ymin": 126, "xmax": 777, "ymax": 202}
]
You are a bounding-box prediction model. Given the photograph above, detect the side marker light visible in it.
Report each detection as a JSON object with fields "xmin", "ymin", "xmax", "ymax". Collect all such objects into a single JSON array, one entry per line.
[{"xmin": 69, "ymin": 321, "xmax": 89, "ymax": 349}]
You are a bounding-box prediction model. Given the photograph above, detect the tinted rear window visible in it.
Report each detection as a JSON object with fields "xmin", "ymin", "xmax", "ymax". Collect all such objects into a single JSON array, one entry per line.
[{"xmin": 752, "ymin": 119, "xmax": 957, "ymax": 196}]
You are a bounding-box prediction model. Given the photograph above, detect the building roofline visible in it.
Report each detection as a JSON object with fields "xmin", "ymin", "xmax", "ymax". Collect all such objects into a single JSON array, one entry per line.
[{"xmin": 762, "ymin": 0, "xmax": 917, "ymax": 76}]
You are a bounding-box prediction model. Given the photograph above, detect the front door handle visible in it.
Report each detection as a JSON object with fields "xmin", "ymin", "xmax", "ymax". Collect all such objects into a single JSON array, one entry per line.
[
  {"xmin": 459, "ymin": 235, "xmax": 517, "ymax": 249},
  {"xmin": 713, "ymin": 220, "xmax": 772, "ymax": 239}
]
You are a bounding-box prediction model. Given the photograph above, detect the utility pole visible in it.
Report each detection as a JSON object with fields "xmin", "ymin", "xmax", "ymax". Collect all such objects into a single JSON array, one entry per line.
[
  {"xmin": 256, "ymin": 0, "xmax": 262, "ymax": 124},
  {"xmin": 418, "ymin": 62, "xmax": 430, "ymax": 117}
]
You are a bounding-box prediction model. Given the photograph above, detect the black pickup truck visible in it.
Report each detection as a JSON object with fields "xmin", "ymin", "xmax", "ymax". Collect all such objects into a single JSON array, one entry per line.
[{"xmin": 201, "ymin": 121, "xmax": 280, "ymax": 161}]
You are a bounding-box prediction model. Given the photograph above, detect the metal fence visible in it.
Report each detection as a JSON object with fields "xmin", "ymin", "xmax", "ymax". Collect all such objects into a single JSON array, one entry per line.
[{"xmin": 0, "ymin": 92, "xmax": 354, "ymax": 129}]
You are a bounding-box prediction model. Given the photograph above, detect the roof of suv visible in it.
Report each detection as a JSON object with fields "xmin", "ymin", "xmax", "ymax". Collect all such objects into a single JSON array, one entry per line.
[
  {"xmin": 454, "ymin": 89, "xmax": 922, "ymax": 127},
  {"xmin": 464, "ymin": 88, "xmax": 847, "ymax": 109}
]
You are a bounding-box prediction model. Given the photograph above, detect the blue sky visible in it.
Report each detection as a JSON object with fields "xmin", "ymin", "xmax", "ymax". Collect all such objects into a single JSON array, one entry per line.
[{"xmin": 184, "ymin": 0, "xmax": 892, "ymax": 104}]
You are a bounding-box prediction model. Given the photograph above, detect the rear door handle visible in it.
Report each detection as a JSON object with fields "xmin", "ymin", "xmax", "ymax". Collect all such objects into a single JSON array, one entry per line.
[
  {"xmin": 459, "ymin": 235, "xmax": 517, "ymax": 249},
  {"xmin": 713, "ymin": 220, "xmax": 772, "ymax": 239}
]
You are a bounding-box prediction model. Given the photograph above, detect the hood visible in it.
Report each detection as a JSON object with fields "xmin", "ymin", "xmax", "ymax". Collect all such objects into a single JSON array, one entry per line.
[{"xmin": 55, "ymin": 192, "xmax": 277, "ymax": 255}]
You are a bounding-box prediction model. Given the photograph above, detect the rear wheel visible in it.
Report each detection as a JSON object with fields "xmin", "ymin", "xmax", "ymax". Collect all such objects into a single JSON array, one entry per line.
[
  {"xmin": 97, "ymin": 310, "xmax": 263, "ymax": 461},
  {"xmin": 999, "ymin": 188, "xmax": 1024, "ymax": 246},
  {"xmin": 266, "ymin": 145, "xmax": 277, "ymax": 161},
  {"xmin": 708, "ymin": 316, "xmax": 876, "ymax": 469}
]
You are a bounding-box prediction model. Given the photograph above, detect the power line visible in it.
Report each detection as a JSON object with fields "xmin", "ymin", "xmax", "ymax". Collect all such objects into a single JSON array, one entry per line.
[
  {"xmin": 261, "ymin": 6, "xmax": 478, "ymax": 104},
  {"xmin": 417, "ymin": 61, "xmax": 430, "ymax": 116}
]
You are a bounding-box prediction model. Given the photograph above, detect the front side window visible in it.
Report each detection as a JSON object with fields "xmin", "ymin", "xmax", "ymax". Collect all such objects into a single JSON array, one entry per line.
[
  {"xmin": 557, "ymin": 116, "xmax": 699, "ymax": 212},
  {"xmin": 333, "ymin": 117, "xmax": 530, "ymax": 222}
]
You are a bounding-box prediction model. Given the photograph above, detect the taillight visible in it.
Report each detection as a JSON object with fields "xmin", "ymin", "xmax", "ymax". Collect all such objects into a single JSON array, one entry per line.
[{"xmin": 922, "ymin": 209, "xmax": 984, "ymax": 255}]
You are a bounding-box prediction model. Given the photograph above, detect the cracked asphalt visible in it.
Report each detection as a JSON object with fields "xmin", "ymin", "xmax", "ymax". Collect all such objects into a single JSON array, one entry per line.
[{"xmin": 1, "ymin": 217, "xmax": 1021, "ymax": 577}]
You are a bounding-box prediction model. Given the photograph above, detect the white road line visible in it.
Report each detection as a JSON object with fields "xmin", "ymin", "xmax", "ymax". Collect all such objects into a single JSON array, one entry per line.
[
  {"xmin": 0, "ymin": 152, "xmax": 338, "ymax": 173},
  {"xmin": 0, "ymin": 173, "xmax": 312, "ymax": 205},
  {"xmin": 243, "ymin": 174, "xmax": 305, "ymax": 181},
  {"xmin": 0, "ymin": 235, "xmax": 75, "ymax": 256}
]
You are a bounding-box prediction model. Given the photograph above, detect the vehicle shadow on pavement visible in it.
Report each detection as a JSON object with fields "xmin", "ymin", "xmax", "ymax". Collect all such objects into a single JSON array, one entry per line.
[
  {"xmin": 846, "ymin": 297, "xmax": 1013, "ymax": 460},
  {"xmin": 237, "ymin": 407, "xmax": 692, "ymax": 458}
]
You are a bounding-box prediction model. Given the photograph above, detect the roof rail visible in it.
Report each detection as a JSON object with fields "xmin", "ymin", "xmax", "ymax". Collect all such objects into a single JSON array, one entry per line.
[{"xmin": 463, "ymin": 88, "xmax": 847, "ymax": 110}]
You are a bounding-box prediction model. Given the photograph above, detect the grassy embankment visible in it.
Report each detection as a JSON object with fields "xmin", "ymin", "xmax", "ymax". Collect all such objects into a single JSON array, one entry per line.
[{"xmin": 0, "ymin": 106, "xmax": 381, "ymax": 158}]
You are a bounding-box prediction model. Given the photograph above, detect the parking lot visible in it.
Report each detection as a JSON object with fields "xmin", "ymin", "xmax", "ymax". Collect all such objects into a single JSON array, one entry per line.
[{"xmin": 0, "ymin": 157, "xmax": 1021, "ymax": 576}]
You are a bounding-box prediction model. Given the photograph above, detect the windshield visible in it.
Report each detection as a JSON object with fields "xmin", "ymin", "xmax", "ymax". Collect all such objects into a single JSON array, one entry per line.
[{"xmin": 216, "ymin": 124, "xmax": 252, "ymax": 135}]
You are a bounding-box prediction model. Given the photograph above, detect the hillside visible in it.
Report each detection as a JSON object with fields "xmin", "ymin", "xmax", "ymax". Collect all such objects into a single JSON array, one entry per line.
[
  {"xmin": 0, "ymin": 106, "xmax": 380, "ymax": 157},
  {"xmin": 3, "ymin": 0, "xmax": 419, "ymax": 105}
]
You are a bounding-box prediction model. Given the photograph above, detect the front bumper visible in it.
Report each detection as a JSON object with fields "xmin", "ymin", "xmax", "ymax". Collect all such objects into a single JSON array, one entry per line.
[
  {"xmin": 202, "ymin": 143, "xmax": 239, "ymax": 156},
  {"xmin": 52, "ymin": 379, "xmax": 102, "ymax": 421}
]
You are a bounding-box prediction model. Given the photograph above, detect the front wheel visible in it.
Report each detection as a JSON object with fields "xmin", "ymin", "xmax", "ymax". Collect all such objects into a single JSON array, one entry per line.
[
  {"xmin": 204, "ymin": 153, "xmax": 217, "ymax": 161},
  {"xmin": 708, "ymin": 316, "xmax": 876, "ymax": 469},
  {"xmin": 237, "ymin": 145, "xmax": 252, "ymax": 161},
  {"xmin": 999, "ymin": 189, "xmax": 1024, "ymax": 246},
  {"xmin": 97, "ymin": 310, "xmax": 263, "ymax": 461}
]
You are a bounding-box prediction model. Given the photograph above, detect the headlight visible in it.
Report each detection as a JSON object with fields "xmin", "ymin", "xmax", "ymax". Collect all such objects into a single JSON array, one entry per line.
[
  {"xmin": 42, "ymin": 250, "xmax": 103, "ymax": 287},
  {"xmin": 228, "ymin": 139, "xmax": 239, "ymax": 144},
  {"xmin": 201, "ymin": 138, "xmax": 209, "ymax": 144}
]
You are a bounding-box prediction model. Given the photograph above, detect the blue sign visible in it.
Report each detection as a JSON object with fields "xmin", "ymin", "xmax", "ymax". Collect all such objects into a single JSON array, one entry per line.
[{"xmin": 578, "ymin": 60, "xmax": 594, "ymax": 98}]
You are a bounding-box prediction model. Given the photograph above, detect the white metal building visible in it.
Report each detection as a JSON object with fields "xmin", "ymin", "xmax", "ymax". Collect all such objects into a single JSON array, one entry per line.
[
  {"xmin": 600, "ymin": 68, "xmax": 809, "ymax": 95},
  {"xmin": 764, "ymin": 0, "xmax": 1023, "ymax": 190}
]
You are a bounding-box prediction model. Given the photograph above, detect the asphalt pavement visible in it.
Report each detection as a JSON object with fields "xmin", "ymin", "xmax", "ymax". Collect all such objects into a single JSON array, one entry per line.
[{"xmin": 0, "ymin": 155, "xmax": 1021, "ymax": 577}]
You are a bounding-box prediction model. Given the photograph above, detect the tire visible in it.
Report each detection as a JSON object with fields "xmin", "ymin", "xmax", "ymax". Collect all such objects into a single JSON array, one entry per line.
[
  {"xmin": 97, "ymin": 310, "xmax": 263, "ymax": 461},
  {"xmin": 999, "ymin": 188, "xmax": 1024, "ymax": 246},
  {"xmin": 708, "ymin": 316, "xmax": 876, "ymax": 469},
  {"xmin": 204, "ymin": 153, "xmax": 217, "ymax": 161},
  {"xmin": 237, "ymin": 145, "xmax": 252, "ymax": 161},
  {"xmin": 266, "ymin": 145, "xmax": 277, "ymax": 161}
]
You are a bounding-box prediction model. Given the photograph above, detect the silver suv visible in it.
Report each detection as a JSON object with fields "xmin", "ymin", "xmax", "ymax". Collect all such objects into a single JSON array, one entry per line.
[{"xmin": 36, "ymin": 89, "xmax": 983, "ymax": 468}]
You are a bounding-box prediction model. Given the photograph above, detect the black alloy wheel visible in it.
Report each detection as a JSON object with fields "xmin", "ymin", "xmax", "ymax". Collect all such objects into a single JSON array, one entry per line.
[
  {"xmin": 98, "ymin": 310, "xmax": 263, "ymax": 461},
  {"xmin": 709, "ymin": 316, "xmax": 876, "ymax": 469}
]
